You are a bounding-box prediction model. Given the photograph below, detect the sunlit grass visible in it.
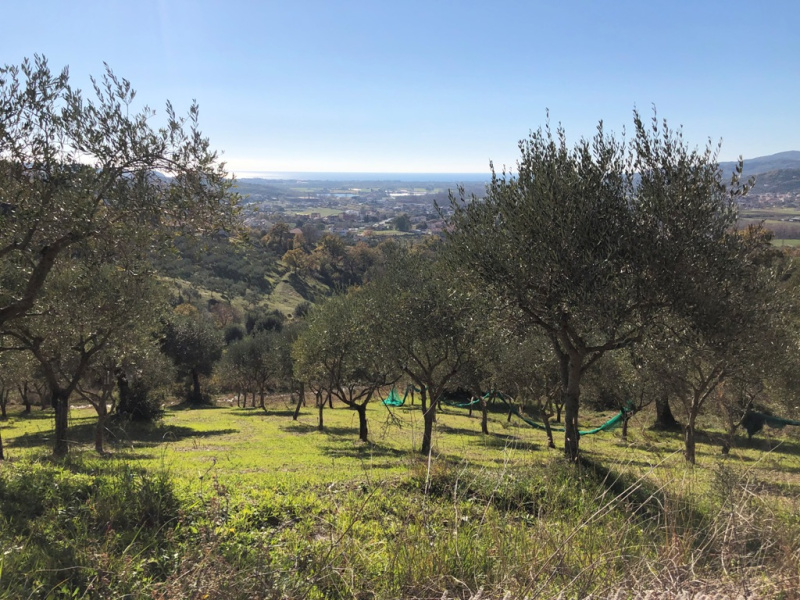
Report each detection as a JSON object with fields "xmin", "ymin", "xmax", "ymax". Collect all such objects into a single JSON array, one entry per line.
[
  {"xmin": 772, "ymin": 238, "xmax": 800, "ymax": 247},
  {"xmin": 741, "ymin": 207, "xmax": 800, "ymax": 216},
  {"xmin": 2, "ymin": 395, "xmax": 800, "ymax": 598},
  {"xmin": 4, "ymin": 396, "xmax": 800, "ymax": 499}
]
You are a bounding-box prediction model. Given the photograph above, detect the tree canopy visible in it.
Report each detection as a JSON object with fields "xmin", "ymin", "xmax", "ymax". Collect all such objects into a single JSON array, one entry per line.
[
  {"xmin": 0, "ymin": 55, "xmax": 236, "ymax": 329},
  {"xmin": 446, "ymin": 111, "xmax": 757, "ymax": 461},
  {"xmin": 293, "ymin": 290, "xmax": 394, "ymax": 441},
  {"xmin": 362, "ymin": 245, "xmax": 477, "ymax": 454}
]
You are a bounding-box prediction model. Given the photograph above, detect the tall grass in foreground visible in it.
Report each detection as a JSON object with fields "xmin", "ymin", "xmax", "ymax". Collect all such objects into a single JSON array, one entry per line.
[{"xmin": 1, "ymin": 450, "xmax": 798, "ymax": 599}]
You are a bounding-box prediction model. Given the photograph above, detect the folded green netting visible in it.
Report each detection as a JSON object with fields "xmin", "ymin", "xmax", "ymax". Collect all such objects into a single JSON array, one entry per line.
[
  {"xmin": 494, "ymin": 393, "xmax": 630, "ymax": 436},
  {"xmin": 742, "ymin": 410, "xmax": 800, "ymax": 438},
  {"xmin": 382, "ymin": 387, "xmax": 409, "ymax": 407},
  {"xmin": 442, "ymin": 390, "xmax": 493, "ymax": 408}
]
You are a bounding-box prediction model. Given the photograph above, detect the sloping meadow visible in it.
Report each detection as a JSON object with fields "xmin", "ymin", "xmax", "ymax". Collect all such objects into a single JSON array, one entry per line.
[{"xmin": 1, "ymin": 400, "xmax": 799, "ymax": 598}]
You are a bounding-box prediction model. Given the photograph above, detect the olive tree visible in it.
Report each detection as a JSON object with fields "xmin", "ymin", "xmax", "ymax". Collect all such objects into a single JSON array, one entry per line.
[
  {"xmin": 0, "ymin": 55, "xmax": 235, "ymax": 329},
  {"xmin": 2, "ymin": 258, "xmax": 166, "ymax": 456},
  {"xmin": 363, "ymin": 247, "xmax": 476, "ymax": 454},
  {"xmin": 160, "ymin": 312, "xmax": 223, "ymax": 405},
  {"xmin": 446, "ymin": 111, "xmax": 751, "ymax": 461},
  {"xmin": 225, "ymin": 330, "xmax": 288, "ymax": 410},
  {"xmin": 293, "ymin": 290, "xmax": 396, "ymax": 442},
  {"xmin": 0, "ymin": 347, "xmax": 22, "ymax": 420},
  {"xmin": 487, "ymin": 324, "xmax": 562, "ymax": 448},
  {"xmin": 645, "ymin": 228, "xmax": 789, "ymax": 462}
]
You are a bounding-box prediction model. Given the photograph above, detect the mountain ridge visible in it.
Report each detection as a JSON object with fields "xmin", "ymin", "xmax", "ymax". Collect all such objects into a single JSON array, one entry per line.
[{"xmin": 720, "ymin": 151, "xmax": 800, "ymax": 178}]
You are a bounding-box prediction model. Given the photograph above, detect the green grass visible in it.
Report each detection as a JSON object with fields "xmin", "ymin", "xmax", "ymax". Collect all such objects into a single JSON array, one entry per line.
[
  {"xmin": 267, "ymin": 279, "xmax": 309, "ymax": 315},
  {"xmin": 741, "ymin": 207, "xmax": 800, "ymax": 216},
  {"xmin": 2, "ymin": 398, "xmax": 799, "ymax": 598},
  {"xmin": 4, "ymin": 398, "xmax": 800, "ymax": 494},
  {"xmin": 772, "ymin": 238, "xmax": 800, "ymax": 247},
  {"xmin": 265, "ymin": 271, "xmax": 330, "ymax": 315}
]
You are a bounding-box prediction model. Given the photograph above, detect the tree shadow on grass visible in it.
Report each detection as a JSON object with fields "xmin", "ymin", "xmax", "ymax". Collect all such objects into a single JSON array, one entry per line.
[
  {"xmin": 7, "ymin": 420, "xmax": 239, "ymax": 451},
  {"xmin": 166, "ymin": 402, "xmax": 228, "ymax": 412},
  {"xmin": 96, "ymin": 450, "xmax": 162, "ymax": 462},
  {"xmin": 436, "ymin": 423, "xmax": 483, "ymax": 437},
  {"xmin": 11, "ymin": 409, "xmax": 55, "ymax": 421},
  {"xmin": 686, "ymin": 428, "xmax": 800, "ymax": 458},
  {"xmin": 578, "ymin": 454, "xmax": 708, "ymax": 535},
  {"xmin": 320, "ymin": 440, "xmax": 408, "ymax": 463},
  {"xmin": 741, "ymin": 435, "xmax": 800, "ymax": 456},
  {"xmin": 591, "ymin": 455, "xmax": 677, "ymax": 471},
  {"xmin": 477, "ymin": 433, "xmax": 539, "ymax": 452},
  {"xmin": 750, "ymin": 476, "xmax": 800, "ymax": 499},
  {"xmin": 317, "ymin": 425, "xmax": 359, "ymax": 438},
  {"xmin": 281, "ymin": 422, "xmax": 320, "ymax": 434},
  {"xmin": 386, "ymin": 404, "xmax": 420, "ymax": 413},
  {"xmin": 278, "ymin": 423, "xmax": 360, "ymax": 438},
  {"xmin": 235, "ymin": 408, "xmax": 299, "ymax": 418}
]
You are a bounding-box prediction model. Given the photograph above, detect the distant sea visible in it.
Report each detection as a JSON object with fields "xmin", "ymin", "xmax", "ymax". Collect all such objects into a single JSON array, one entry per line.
[{"xmin": 234, "ymin": 171, "xmax": 491, "ymax": 183}]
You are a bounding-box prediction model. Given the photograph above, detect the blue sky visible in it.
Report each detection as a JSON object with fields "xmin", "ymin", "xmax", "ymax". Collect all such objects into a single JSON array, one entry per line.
[{"xmin": 3, "ymin": 1, "xmax": 799, "ymax": 175}]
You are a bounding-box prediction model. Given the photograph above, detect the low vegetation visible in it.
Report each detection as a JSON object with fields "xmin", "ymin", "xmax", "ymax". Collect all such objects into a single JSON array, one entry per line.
[{"xmin": 1, "ymin": 398, "xmax": 799, "ymax": 598}]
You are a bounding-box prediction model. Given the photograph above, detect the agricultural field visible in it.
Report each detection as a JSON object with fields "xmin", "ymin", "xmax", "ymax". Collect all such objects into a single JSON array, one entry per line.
[
  {"xmin": 292, "ymin": 207, "xmax": 345, "ymax": 218},
  {"xmin": 1, "ymin": 396, "xmax": 799, "ymax": 599},
  {"xmin": 740, "ymin": 207, "xmax": 800, "ymax": 245}
]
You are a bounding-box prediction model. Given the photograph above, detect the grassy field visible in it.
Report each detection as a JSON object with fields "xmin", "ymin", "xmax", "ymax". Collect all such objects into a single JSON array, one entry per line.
[
  {"xmin": 740, "ymin": 208, "xmax": 800, "ymax": 247},
  {"xmin": 1, "ymin": 396, "xmax": 799, "ymax": 598},
  {"xmin": 741, "ymin": 207, "xmax": 800, "ymax": 217},
  {"xmin": 292, "ymin": 207, "xmax": 344, "ymax": 217},
  {"xmin": 772, "ymin": 238, "xmax": 800, "ymax": 247}
]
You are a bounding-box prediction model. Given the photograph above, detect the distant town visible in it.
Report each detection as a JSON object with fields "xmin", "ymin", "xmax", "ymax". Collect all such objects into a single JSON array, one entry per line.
[
  {"xmin": 235, "ymin": 176, "xmax": 490, "ymax": 239},
  {"xmin": 235, "ymin": 152, "xmax": 800, "ymax": 243}
]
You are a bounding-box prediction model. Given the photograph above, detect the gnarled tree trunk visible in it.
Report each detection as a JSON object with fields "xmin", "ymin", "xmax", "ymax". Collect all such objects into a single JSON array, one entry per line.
[
  {"xmin": 562, "ymin": 359, "xmax": 582, "ymax": 463},
  {"xmin": 684, "ymin": 412, "xmax": 697, "ymax": 464},
  {"xmin": 293, "ymin": 382, "xmax": 305, "ymax": 421},
  {"xmin": 542, "ymin": 414, "xmax": 556, "ymax": 449},
  {"xmin": 95, "ymin": 402, "xmax": 107, "ymax": 454},
  {"xmin": 653, "ymin": 393, "xmax": 680, "ymax": 431},
  {"xmin": 189, "ymin": 368, "xmax": 203, "ymax": 405},
  {"xmin": 356, "ymin": 404, "xmax": 368, "ymax": 442},
  {"xmin": 19, "ymin": 382, "xmax": 31, "ymax": 414},
  {"xmin": 420, "ymin": 388, "xmax": 436, "ymax": 455},
  {"xmin": 317, "ymin": 390, "xmax": 327, "ymax": 431},
  {"xmin": 53, "ymin": 390, "xmax": 70, "ymax": 458}
]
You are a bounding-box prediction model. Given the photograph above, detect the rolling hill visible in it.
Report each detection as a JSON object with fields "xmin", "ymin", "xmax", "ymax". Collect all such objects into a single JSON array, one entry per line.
[{"xmin": 718, "ymin": 151, "xmax": 800, "ymax": 207}]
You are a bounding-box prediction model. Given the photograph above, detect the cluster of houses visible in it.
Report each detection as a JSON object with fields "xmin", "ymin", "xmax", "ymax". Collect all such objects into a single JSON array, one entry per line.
[{"xmin": 242, "ymin": 188, "xmax": 448, "ymax": 239}]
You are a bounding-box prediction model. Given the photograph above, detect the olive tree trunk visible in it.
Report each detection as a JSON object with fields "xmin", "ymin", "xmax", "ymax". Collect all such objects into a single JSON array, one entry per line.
[
  {"xmin": 293, "ymin": 382, "xmax": 305, "ymax": 421},
  {"xmin": 684, "ymin": 413, "xmax": 697, "ymax": 464},
  {"xmin": 95, "ymin": 403, "xmax": 107, "ymax": 454},
  {"xmin": 420, "ymin": 388, "xmax": 436, "ymax": 455},
  {"xmin": 356, "ymin": 404, "xmax": 368, "ymax": 442},
  {"xmin": 653, "ymin": 393, "xmax": 680, "ymax": 431},
  {"xmin": 542, "ymin": 415, "xmax": 556, "ymax": 449},
  {"xmin": 562, "ymin": 359, "xmax": 583, "ymax": 463},
  {"xmin": 480, "ymin": 398, "xmax": 489, "ymax": 435},
  {"xmin": 53, "ymin": 390, "xmax": 70, "ymax": 457}
]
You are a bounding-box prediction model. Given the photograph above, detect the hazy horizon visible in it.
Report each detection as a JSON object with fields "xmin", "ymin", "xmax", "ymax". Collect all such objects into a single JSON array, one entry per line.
[
  {"xmin": 234, "ymin": 171, "xmax": 493, "ymax": 183},
  {"xmin": 233, "ymin": 147, "xmax": 800, "ymax": 182}
]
